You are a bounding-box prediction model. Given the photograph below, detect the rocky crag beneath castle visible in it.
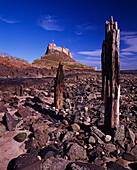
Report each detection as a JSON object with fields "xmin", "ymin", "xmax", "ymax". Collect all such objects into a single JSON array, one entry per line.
[
  {"xmin": 40, "ymin": 43, "xmax": 76, "ymax": 63},
  {"xmin": 32, "ymin": 43, "xmax": 76, "ymax": 68},
  {"xmin": 32, "ymin": 43, "xmax": 95, "ymax": 69}
]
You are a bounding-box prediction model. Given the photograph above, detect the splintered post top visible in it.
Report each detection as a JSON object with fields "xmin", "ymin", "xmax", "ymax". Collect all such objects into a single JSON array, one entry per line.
[
  {"xmin": 111, "ymin": 16, "xmax": 114, "ymax": 29},
  {"xmin": 105, "ymin": 16, "xmax": 118, "ymax": 34},
  {"xmin": 114, "ymin": 22, "xmax": 118, "ymax": 29}
]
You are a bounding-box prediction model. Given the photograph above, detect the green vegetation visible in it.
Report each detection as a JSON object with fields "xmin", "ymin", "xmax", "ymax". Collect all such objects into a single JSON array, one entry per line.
[
  {"xmin": 64, "ymin": 62, "xmax": 87, "ymax": 68},
  {"xmin": 32, "ymin": 55, "xmax": 92, "ymax": 69},
  {"xmin": 14, "ymin": 132, "xmax": 27, "ymax": 142},
  {"xmin": 32, "ymin": 58, "xmax": 59, "ymax": 67},
  {"xmin": 42, "ymin": 55, "xmax": 60, "ymax": 62}
]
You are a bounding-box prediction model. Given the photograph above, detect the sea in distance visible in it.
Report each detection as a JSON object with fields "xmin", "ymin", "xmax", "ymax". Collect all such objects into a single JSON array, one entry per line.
[{"xmin": 120, "ymin": 70, "xmax": 137, "ymax": 74}]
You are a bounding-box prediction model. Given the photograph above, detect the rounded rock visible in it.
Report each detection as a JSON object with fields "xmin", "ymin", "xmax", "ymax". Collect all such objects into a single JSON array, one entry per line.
[
  {"xmin": 71, "ymin": 123, "xmax": 80, "ymax": 132},
  {"xmin": 89, "ymin": 136, "xmax": 96, "ymax": 144},
  {"xmin": 105, "ymin": 135, "xmax": 112, "ymax": 142}
]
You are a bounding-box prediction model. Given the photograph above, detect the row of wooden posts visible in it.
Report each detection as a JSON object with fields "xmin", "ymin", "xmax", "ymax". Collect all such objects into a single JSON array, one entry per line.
[
  {"xmin": 16, "ymin": 16, "xmax": 120, "ymax": 136},
  {"xmin": 15, "ymin": 17, "xmax": 115, "ymax": 136},
  {"xmin": 54, "ymin": 17, "xmax": 120, "ymax": 135},
  {"xmin": 54, "ymin": 17, "xmax": 120, "ymax": 136}
]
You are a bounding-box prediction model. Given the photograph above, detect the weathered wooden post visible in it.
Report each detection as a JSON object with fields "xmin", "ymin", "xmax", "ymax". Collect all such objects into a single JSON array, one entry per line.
[
  {"xmin": 54, "ymin": 63, "xmax": 64, "ymax": 110},
  {"xmin": 101, "ymin": 16, "xmax": 120, "ymax": 134},
  {"xmin": 20, "ymin": 85, "xmax": 23, "ymax": 96}
]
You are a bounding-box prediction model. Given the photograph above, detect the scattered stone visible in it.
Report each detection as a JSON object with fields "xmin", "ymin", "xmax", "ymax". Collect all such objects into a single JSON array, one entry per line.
[
  {"xmin": 29, "ymin": 89, "xmax": 37, "ymax": 96},
  {"xmin": 94, "ymin": 158, "xmax": 104, "ymax": 166},
  {"xmin": 116, "ymin": 158, "xmax": 131, "ymax": 169},
  {"xmin": 17, "ymin": 106, "xmax": 32, "ymax": 118},
  {"xmin": 111, "ymin": 149, "xmax": 121, "ymax": 158},
  {"xmin": 93, "ymin": 133, "xmax": 105, "ymax": 145},
  {"xmin": 63, "ymin": 119, "xmax": 69, "ymax": 125},
  {"xmin": 0, "ymin": 102, "xmax": 8, "ymax": 112},
  {"xmin": 83, "ymin": 120, "xmax": 90, "ymax": 126},
  {"xmin": 31, "ymin": 96, "xmax": 43, "ymax": 103},
  {"xmin": 122, "ymin": 152, "xmax": 137, "ymax": 161},
  {"xmin": 102, "ymin": 156, "xmax": 116, "ymax": 163},
  {"xmin": 71, "ymin": 123, "xmax": 80, "ymax": 132},
  {"xmin": 8, "ymin": 153, "xmax": 42, "ymax": 170},
  {"xmin": 67, "ymin": 162, "xmax": 105, "ymax": 170},
  {"xmin": 5, "ymin": 112, "xmax": 21, "ymax": 131},
  {"xmin": 107, "ymin": 161, "xmax": 129, "ymax": 170},
  {"xmin": 89, "ymin": 136, "xmax": 96, "ymax": 144},
  {"xmin": 0, "ymin": 122, "xmax": 6, "ymax": 137},
  {"xmin": 34, "ymin": 130, "xmax": 50, "ymax": 147},
  {"xmin": 131, "ymin": 145, "xmax": 137, "ymax": 155},
  {"xmin": 88, "ymin": 146, "xmax": 103, "ymax": 161},
  {"xmin": 128, "ymin": 128, "xmax": 135, "ymax": 146},
  {"xmin": 29, "ymin": 148, "xmax": 39, "ymax": 156},
  {"xmin": 104, "ymin": 143, "xmax": 116, "ymax": 153},
  {"xmin": 87, "ymin": 93, "xmax": 96, "ymax": 100},
  {"xmin": 26, "ymin": 137, "xmax": 39, "ymax": 150},
  {"xmin": 62, "ymin": 131, "xmax": 73, "ymax": 143},
  {"xmin": 42, "ymin": 157, "xmax": 70, "ymax": 170},
  {"xmin": 114, "ymin": 125, "xmax": 125, "ymax": 141},
  {"xmin": 114, "ymin": 125, "xmax": 125, "ymax": 148},
  {"xmin": 67, "ymin": 143, "xmax": 87, "ymax": 161},
  {"xmin": 90, "ymin": 126, "xmax": 105, "ymax": 138},
  {"xmin": 40, "ymin": 145, "xmax": 60, "ymax": 159}
]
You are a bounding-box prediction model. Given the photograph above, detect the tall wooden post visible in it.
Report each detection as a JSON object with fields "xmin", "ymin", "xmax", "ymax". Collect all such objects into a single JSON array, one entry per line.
[
  {"xmin": 54, "ymin": 63, "xmax": 64, "ymax": 110},
  {"xmin": 101, "ymin": 16, "xmax": 120, "ymax": 134}
]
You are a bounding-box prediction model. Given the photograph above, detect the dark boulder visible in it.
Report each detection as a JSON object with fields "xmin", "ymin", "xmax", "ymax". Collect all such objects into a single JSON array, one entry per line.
[
  {"xmin": 66, "ymin": 162, "xmax": 105, "ymax": 170},
  {"xmin": 67, "ymin": 143, "xmax": 87, "ymax": 161},
  {"xmin": 5, "ymin": 113, "xmax": 21, "ymax": 131},
  {"xmin": 42, "ymin": 157, "xmax": 70, "ymax": 170},
  {"xmin": 7, "ymin": 153, "xmax": 42, "ymax": 170},
  {"xmin": 17, "ymin": 106, "xmax": 32, "ymax": 118}
]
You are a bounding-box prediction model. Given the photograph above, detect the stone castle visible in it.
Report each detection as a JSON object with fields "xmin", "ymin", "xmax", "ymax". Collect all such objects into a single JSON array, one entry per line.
[{"xmin": 46, "ymin": 43, "xmax": 73, "ymax": 58}]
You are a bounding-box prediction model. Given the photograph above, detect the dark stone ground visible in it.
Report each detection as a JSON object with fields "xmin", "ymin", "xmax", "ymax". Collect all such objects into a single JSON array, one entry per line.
[{"xmin": 0, "ymin": 72, "xmax": 137, "ymax": 170}]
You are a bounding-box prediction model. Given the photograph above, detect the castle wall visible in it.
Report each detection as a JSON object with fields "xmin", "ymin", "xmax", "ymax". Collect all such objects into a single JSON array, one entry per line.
[
  {"xmin": 48, "ymin": 43, "xmax": 72, "ymax": 58},
  {"xmin": 68, "ymin": 51, "xmax": 72, "ymax": 58},
  {"xmin": 62, "ymin": 48, "xmax": 69, "ymax": 55},
  {"xmin": 48, "ymin": 44, "xmax": 62, "ymax": 52}
]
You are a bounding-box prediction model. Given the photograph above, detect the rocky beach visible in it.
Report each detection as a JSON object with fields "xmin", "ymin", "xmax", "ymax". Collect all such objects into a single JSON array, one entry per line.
[
  {"xmin": 0, "ymin": 71, "xmax": 136, "ymax": 170},
  {"xmin": 1, "ymin": 0, "xmax": 137, "ymax": 169}
]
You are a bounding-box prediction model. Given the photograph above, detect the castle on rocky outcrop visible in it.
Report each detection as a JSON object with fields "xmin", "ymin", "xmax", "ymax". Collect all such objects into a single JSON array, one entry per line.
[{"xmin": 46, "ymin": 43, "xmax": 73, "ymax": 58}]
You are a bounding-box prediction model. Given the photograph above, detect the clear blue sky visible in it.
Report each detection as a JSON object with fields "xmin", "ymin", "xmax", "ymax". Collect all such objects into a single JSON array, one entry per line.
[{"xmin": 0, "ymin": 0, "xmax": 137, "ymax": 69}]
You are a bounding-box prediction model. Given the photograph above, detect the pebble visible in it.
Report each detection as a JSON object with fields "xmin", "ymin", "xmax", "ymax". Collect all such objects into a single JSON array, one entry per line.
[{"xmin": 105, "ymin": 135, "xmax": 112, "ymax": 142}]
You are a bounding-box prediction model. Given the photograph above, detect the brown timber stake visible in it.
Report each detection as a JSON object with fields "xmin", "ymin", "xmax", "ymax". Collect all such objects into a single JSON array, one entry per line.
[
  {"xmin": 54, "ymin": 63, "xmax": 64, "ymax": 110},
  {"xmin": 101, "ymin": 16, "xmax": 120, "ymax": 135},
  {"xmin": 20, "ymin": 85, "xmax": 23, "ymax": 96}
]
